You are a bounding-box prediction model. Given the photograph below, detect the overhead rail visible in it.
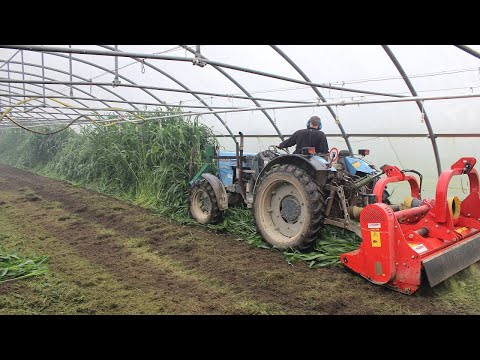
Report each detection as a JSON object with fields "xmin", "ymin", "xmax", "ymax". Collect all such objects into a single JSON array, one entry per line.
[{"xmin": 2, "ymin": 45, "xmax": 408, "ymax": 99}]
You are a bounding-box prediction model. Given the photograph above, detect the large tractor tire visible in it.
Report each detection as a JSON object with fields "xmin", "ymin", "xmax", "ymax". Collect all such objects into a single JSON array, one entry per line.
[
  {"xmin": 189, "ymin": 178, "xmax": 223, "ymax": 224},
  {"xmin": 254, "ymin": 164, "xmax": 326, "ymax": 251}
]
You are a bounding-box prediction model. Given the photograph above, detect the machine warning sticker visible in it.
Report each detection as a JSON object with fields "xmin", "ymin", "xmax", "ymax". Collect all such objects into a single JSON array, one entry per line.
[
  {"xmin": 370, "ymin": 231, "xmax": 381, "ymax": 247},
  {"xmin": 408, "ymin": 243, "xmax": 428, "ymax": 254},
  {"xmin": 368, "ymin": 223, "xmax": 381, "ymax": 229},
  {"xmin": 352, "ymin": 162, "xmax": 361, "ymax": 168},
  {"xmin": 454, "ymin": 226, "xmax": 469, "ymax": 235}
]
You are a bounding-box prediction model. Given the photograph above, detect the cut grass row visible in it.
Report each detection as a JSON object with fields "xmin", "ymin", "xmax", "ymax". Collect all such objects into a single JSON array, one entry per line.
[
  {"xmin": 0, "ymin": 251, "xmax": 48, "ymax": 283},
  {"xmin": 0, "ymin": 109, "xmax": 359, "ymax": 269}
]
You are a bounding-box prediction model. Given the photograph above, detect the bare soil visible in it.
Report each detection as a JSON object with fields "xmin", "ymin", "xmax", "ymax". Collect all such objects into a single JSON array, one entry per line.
[{"xmin": 1, "ymin": 164, "xmax": 479, "ymax": 314}]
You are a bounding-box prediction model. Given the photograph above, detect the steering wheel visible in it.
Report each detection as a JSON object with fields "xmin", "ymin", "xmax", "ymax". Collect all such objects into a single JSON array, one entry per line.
[{"xmin": 269, "ymin": 145, "xmax": 289, "ymax": 154}]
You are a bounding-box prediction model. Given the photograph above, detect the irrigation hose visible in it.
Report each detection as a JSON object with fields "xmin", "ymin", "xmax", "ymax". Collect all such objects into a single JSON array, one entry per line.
[
  {"xmin": 0, "ymin": 97, "xmax": 39, "ymax": 123},
  {"xmin": 49, "ymin": 97, "xmax": 145, "ymax": 126},
  {"xmin": 5, "ymin": 113, "xmax": 84, "ymax": 135},
  {"xmin": 0, "ymin": 97, "xmax": 146, "ymax": 134}
]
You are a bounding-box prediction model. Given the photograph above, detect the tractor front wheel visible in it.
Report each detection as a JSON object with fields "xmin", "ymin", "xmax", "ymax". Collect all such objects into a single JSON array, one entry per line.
[
  {"xmin": 254, "ymin": 164, "xmax": 325, "ymax": 251},
  {"xmin": 189, "ymin": 178, "xmax": 223, "ymax": 224}
]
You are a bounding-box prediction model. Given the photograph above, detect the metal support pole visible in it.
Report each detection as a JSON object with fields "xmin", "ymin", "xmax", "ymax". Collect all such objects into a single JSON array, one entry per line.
[
  {"xmin": 2, "ymin": 45, "xmax": 404, "ymax": 99},
  {"xmin": 7, "ymin": 62, "xmax": 11, "ymax": 105},
  {"xmin": 2, "ymin": 79, "xmax": 480, "ymax": 105},
  {"xmin": 41, "ymin": 50, "xmax": 46, "ymax": 107},
  {"xmin": 21, "ymin": 50, "xmax": 25, "ymax": 99},
  {"xmin": 106, "ymin": 91, "xmax": 480, "ymax": 120},
  {"xmin": 0, "ymin": 93, "xmax": 245, "ymax": 110},
  {"xmin": 0, "ymin": 84, "xmax": 80, "ymax": 122},
  {"xmin": 193, "ymin": 45, "xmax": 206, "ymax": 67},
  {"xmin": 0, "ymin": 78, "xmax": 314, "ymax": 104},
  {"xmin": 382, "ymin": 45, "xmax": 442, "ymax": 175},
  {"xmin": 99, "ymin": 45, "xmax": 236, "ymax": 141},
  {"xmin": 113, "ymin": 45, "xmax": 121, "ymax": 86},
  {"xmin": 4, "ymin": 59, "xmax": 139, "ymax": 112},
  {"xmin": 455, "ymin": 45, "xmax": 480, "ymax": 60},
  {"xmin": 69, "ymin": 45, "xmax": 73, "ymax": 97},
  {"xmin": 271, "ymin": 45, "xmax": 354, "ymax": 155},
  {"xmin": 0, "ymin": 49, "xmax": 20, "ymax": 71},
  {"xmin": 180, "ymin": 45, "xmax": 286, "ymax": 142}
]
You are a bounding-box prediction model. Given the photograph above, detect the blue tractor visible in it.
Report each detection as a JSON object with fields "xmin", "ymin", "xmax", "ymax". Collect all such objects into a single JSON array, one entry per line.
[{"xmin": 188, "ymin": 133, "xmax": 388, "ymax": 250}]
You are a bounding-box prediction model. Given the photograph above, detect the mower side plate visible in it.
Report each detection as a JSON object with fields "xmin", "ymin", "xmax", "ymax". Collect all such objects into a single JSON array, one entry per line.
[{"xmin": 422, "ymin": 233, "xmax": 480, "ymax": 287}]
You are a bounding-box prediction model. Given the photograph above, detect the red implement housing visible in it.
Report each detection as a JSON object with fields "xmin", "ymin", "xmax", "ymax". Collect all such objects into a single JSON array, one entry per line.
[{"xmin": 341, "ymin": 157, "xmax": 480, "ymax": 294}]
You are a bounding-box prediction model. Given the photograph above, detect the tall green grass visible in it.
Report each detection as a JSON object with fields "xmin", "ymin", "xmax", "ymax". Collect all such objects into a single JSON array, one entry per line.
[
  {"xmin": 0, "ymin": 126, "xmax": 75, "ymax": 170},
  {"xmin": 0, "ymin": 108, "xmax": 217, "ymax": 217},
  {"xmin": 0, "ymin": 107, "xmax": 359, "ymax": 267}
]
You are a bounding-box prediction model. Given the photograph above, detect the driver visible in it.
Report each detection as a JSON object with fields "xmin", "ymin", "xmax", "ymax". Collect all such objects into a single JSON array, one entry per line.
[{"xmin": 277, "ymin": 116, "xmax": 329, "ymax": 154}]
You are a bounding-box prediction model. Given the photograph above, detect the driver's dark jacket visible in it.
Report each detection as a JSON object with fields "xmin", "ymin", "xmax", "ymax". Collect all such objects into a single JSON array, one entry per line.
[{"xmin": 278, "ymin": 128, "xmax": 329, "ymax": 154}]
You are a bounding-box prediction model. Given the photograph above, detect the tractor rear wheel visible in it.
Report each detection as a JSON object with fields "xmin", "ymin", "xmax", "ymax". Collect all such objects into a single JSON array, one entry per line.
[
  {"xmin": 189, "ymin": 178, "xmax": 223, "ymax": 224},
  {"xmin": 254, "ymin": 164, "xmax": 325, "ymax": 251}
]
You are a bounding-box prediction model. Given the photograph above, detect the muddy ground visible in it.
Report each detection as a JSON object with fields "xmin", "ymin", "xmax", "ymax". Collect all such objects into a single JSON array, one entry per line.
[{"xmin": 0, "ymin": 164, "xmax": 479, "ymax": 315}]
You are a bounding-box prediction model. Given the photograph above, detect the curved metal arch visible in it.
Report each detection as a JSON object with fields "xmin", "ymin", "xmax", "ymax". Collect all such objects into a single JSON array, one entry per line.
[
  {"xmin": 180, "ymin": 45, "xmax": 285, "ymax": 141},
  {"xmin": 0, "ymin": 83, "xmax": 87, "ymax": 123},
  {"xmin": 0, "ymin": 82, "xmax": 78, "ymax": 121},
  {"xmin": 270, "ymin": 45, "xmax": 354, "ymax": 155},
  {"xmin": 0, "ymin": 80, "xmax": 122, "ymax": 127},
  {"xmin": 382, "ymin": 45, "xmax": 442, "ymax": 175},
  {"xmin": 42, "ymin": 50, "xmax": 173, "ymax": 109},
  {"xmin": 0, "ymin": 50, "xmax": 20, "ymax": 71},
  {"xmin": 99, "ymin": 45, "xmax": 236, "ymax": 140},
  {"xmin": 3, "ymin": 60, "xmax": 135, "ymax": 119},
  {"xmin": 5, "ymin": 45, "xmax": 406, "ymax": 99},
  {"xmin": 21, "ymin": 53, "xmax": 141, "ymax": 111},
  {"xmin": 0, "ymin": 86, "xmax": 94, "ymax": 129},
  {"xmin": 0, "ymin": 95, "xmax": 76, "ymax": 131},
  {"xmin": 46, "ymin": 48, "xmax": 235, "ymax": 134},
  {"xmin": 455, "ymin": 45, "xmax": 480, "ymax": 60},
  {"xmin": 0, "ymin": 70, "xmax": 106, "ymax": 121},
  {"xmin": 0, "ymin": 89, "xmax": 59, "ymax": 125}
]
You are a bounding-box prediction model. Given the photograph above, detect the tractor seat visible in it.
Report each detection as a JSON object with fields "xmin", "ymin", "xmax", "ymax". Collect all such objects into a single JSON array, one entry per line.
[{"xmin": 338, "ymin": 150, "xmax": 351, "ymax": 158}]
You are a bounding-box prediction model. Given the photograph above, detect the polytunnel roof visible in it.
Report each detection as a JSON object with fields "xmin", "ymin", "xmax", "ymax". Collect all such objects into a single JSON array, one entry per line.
[{"xmin": 1, "ymin": 45, "xmax": 480, "ymax": 178}]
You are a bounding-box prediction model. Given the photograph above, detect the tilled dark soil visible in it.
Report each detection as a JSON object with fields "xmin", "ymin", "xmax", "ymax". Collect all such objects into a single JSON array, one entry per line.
[{"xmin": 1, "ymin": 164, "xmax": 479, "ymax": 314}]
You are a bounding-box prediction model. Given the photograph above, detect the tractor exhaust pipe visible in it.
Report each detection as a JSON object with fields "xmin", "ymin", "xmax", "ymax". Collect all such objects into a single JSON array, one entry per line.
[{"xmin": 237, "ymin": 132, "xmax": 247, "ymax": 200}]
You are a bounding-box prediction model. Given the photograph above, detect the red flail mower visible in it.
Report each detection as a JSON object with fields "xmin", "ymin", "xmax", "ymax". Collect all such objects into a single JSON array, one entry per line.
[{"xmin": 342, "ymin": 157, "xmax": 480, "ymax": 295}]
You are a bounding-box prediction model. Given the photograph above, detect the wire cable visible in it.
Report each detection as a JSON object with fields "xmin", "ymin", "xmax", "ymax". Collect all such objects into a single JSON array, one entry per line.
[{"xmin": 0, "ymin": 97, "xmax": 146, "ymax": 132}]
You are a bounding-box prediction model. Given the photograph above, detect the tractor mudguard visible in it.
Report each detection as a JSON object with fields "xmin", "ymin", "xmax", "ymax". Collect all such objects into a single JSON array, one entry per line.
[
  {"xmin": 201, "ymin": 173, "xmax": 228, "ymax": 211},
  {"xmin": 343, "ymin": 156, "xmax": 376, "ymax": 176},
  {"xmin": 254, "ymin": 154, "xmax": 332, "ymax": 195}
]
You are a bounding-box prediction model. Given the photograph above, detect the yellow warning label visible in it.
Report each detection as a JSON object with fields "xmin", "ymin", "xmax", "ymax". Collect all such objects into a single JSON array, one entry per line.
[
  {"xmin": 371, "ymin": 231, "xmax": 381, "ymax": 247},
  {"xmin": 353, "ymin": 161, "xmax": 361, "ymax": 169},
  {"xmin": 454, "ymin": 226, "xmax": 469, "ymax": 234},
  {"xmin": 408, "ymin": 243, "xmax": 428, "ymax": 254}
]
